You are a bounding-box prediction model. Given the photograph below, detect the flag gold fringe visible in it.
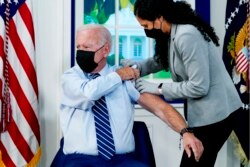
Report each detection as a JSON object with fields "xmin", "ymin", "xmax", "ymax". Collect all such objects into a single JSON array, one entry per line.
[
  {"xmin": 26, "ymin": 147, "xmax": 42, "ymax": 167},
  {"xmin": 229, "ymin": 131, "xmax": 249, "ymax": 167},
  {"xmin": 0, "ymin": 147, "xmax": 41, "ymax": 167},
  {"xmin": 0, "ymin": 151, "xmax": 6, "ymax": 167}
]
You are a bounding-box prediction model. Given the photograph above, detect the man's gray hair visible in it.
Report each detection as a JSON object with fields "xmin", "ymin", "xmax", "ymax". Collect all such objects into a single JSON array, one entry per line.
[{"xmin": 77, "ymin": 24, "xmax": 112, "ymax": 49}]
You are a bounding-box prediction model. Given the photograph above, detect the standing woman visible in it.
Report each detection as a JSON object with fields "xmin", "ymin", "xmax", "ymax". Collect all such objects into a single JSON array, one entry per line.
[{"xmin": 124, "ymin": 0, "xmax": 243, "ymax": 166}]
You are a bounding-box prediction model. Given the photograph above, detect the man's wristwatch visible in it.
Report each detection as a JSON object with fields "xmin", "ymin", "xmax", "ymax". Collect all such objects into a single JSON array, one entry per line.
[
  {"xmin": 158, "ymin": 83, "xmax": 163, "ymax": 94},
  {"xmin": 180, "ymin": 127, "xmax": 193, "ymax": 136}
]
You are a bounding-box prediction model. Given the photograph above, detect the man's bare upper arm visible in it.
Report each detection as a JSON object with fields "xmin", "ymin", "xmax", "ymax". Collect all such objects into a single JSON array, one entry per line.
[
  {"xmin": 137, "ymin": 93, "xmax": 187, "ymax": 133},
  {"xmin": 137, "ymin": 93, "xmax": 173, "ymax": 117}
]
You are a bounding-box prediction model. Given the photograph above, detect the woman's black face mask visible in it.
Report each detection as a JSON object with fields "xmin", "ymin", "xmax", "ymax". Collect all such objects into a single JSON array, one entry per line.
[
  {"xmin": 76, "ymin": 44, "xmax": 105, "ymax": 73},
  {"xmin": 144, "ymin": 29, "xmax": 165, "ymax": 39}
]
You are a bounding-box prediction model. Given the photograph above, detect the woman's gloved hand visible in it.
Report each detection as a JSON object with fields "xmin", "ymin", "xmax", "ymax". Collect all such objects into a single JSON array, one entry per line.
[
  {"xmin": 120, "ymin": 59, "xmax": 141, "ymax": 71},
  {"xmin": 135, "ymin": 78, "xmax": 161, "ymax": 95}
]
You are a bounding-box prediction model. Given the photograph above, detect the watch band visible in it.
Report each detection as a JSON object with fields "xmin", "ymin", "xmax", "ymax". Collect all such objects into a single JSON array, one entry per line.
[
  {"xmin": 158, "ymin": 83, "xmax": 163, "ymax": 94},
  {"xmin": 180, "ymin": 127, "xmax": 193, "ymax": 136}
]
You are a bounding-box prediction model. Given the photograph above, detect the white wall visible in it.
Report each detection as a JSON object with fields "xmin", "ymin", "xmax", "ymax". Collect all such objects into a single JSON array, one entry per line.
[
  {"xmin": 33, "ymin": 0, "xmax": 240, "ymax": 166},
  {"xmin": 210, "ymin": 0, "xmax": 227, "ymax": 53},
  {"xmin": 33, "ymin": 0, "xmax": 65, "ymax": 166}
]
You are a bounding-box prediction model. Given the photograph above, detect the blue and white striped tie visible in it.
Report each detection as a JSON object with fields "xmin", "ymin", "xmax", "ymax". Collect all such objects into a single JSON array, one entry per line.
[{"xmin": 90, "ymin": 73, "xmax": 116, "ymax": 160}]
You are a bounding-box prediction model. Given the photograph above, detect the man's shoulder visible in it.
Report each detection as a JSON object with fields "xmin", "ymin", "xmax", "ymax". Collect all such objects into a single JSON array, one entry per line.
[
  {"xmin": 62, "ymin": 65, "xmax": 85, "ymax": 77},
  {"xmin": 108, "ymin": 64, "xmax": 120, "ymax": 71}
]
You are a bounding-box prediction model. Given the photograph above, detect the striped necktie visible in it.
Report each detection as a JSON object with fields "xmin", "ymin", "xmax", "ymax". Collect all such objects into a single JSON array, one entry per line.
[{"xmin": 90, "ymin": 73, "xmax": 116, "ymax": 160}]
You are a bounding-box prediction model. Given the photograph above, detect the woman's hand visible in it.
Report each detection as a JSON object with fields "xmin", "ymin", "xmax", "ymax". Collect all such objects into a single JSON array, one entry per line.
[{"xmin": 135, "ymin": 78, "xmax": 161, "ymax": 95}]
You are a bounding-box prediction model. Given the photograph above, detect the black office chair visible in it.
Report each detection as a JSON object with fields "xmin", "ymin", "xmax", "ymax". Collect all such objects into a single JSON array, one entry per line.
[
  {"xmin": 51, "ymin": 121, "xmax": 156, "ymax": 167},
  {"xmin": 132, "ymin": 121, "xmax": 156, "ymax": 167}
]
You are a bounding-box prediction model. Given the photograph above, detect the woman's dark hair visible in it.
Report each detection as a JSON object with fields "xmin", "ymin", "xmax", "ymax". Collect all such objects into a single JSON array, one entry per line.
[
  {"xmin": 134, "ymin": 0, "xmax": 220, "ymax": 70},
  {"xmin": 154, "ymin": 35, "xmax": 170, "ymax": 70},
  {"xmin": 134, "ymin": 0, "xmax": 220, "ymax": 46}
]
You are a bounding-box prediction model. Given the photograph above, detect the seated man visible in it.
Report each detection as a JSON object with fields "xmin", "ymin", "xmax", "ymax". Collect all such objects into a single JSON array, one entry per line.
[{"xmin": 56, "ymin": 24, "xmax": 203, "ymax": 167}]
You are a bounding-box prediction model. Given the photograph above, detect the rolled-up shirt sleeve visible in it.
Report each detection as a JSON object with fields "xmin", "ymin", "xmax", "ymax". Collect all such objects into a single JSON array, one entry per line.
[{"xmin": 124, "ymin": 80, "xmax": 140, "ymax": 103}]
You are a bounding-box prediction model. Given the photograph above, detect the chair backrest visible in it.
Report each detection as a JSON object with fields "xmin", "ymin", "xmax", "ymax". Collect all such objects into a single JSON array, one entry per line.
[
  {"xmin": 50, "ymin": 138, "xmax": 65, "ymax": 167},
  {"xmin": 133, "ymin": 121, "xmax": 156, "ymax": 167},
  {"xmin": 51, "ymin": 121, "xmax": 156, "ymax": 167}
]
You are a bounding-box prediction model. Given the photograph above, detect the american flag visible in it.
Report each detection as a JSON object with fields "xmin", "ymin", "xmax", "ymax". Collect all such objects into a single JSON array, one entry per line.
[
  {"xmin": 236, "ymin": 47, "xmax": 249, "ymax": 73},
  {"xmin": 0, "ymin": 0, "xmax": 41, "ymax": 166}
]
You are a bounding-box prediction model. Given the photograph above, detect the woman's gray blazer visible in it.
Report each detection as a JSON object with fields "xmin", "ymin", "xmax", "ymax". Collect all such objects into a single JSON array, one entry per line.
[{"xmin": 138, "ymin": 24, "xmax": 242, "ymax": 127}]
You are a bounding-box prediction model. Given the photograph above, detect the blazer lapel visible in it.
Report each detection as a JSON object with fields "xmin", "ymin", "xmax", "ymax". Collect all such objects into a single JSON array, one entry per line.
[{"xmin": 169, "ymin": 24, "xmax": 178, "ymax": 81}]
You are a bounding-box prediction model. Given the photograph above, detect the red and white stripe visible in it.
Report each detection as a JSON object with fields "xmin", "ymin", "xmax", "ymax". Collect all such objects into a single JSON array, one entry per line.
[
  {"xmin": 236, "ymin": 48, "xmax": 249, "ymax": 73},
  {"xmin": 0, "ymin": 0, "xmax": 40, "ymax": 166},
  {"xmin": 0, "ymin": 2, "xmax": 4, "ymax": 116}
]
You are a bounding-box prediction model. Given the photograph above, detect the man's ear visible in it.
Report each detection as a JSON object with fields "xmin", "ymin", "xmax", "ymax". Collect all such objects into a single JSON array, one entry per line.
[{"xmin": 103, "ymin": 46, "xmax": 110, "ymax": 58}]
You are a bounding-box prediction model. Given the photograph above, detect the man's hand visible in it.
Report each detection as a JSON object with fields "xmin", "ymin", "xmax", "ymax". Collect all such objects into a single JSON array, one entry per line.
[
  {"xmin": 182, "ymin": 132, "xmax": 204, "ymax": 162},
  {"xmin": 116, "ymin": 66, "xmax": 140, "ymax": 81},
  {"xmin": 135, "ymin": 78, "xmax": 160, "ymax": 95}
]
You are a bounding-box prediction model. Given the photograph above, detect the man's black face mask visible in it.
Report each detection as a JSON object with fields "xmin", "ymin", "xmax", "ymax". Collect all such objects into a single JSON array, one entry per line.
[
  {"xmin": 76, "ymin": 44, "xmax": 105, "ymax": 73},
  {"xmin": 76, "ymin": 50, "xmax": 98, "ymax": 73},
  {"xmin": 144, "ymin": 29, "xmax": 165, "ymax": 39}
]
